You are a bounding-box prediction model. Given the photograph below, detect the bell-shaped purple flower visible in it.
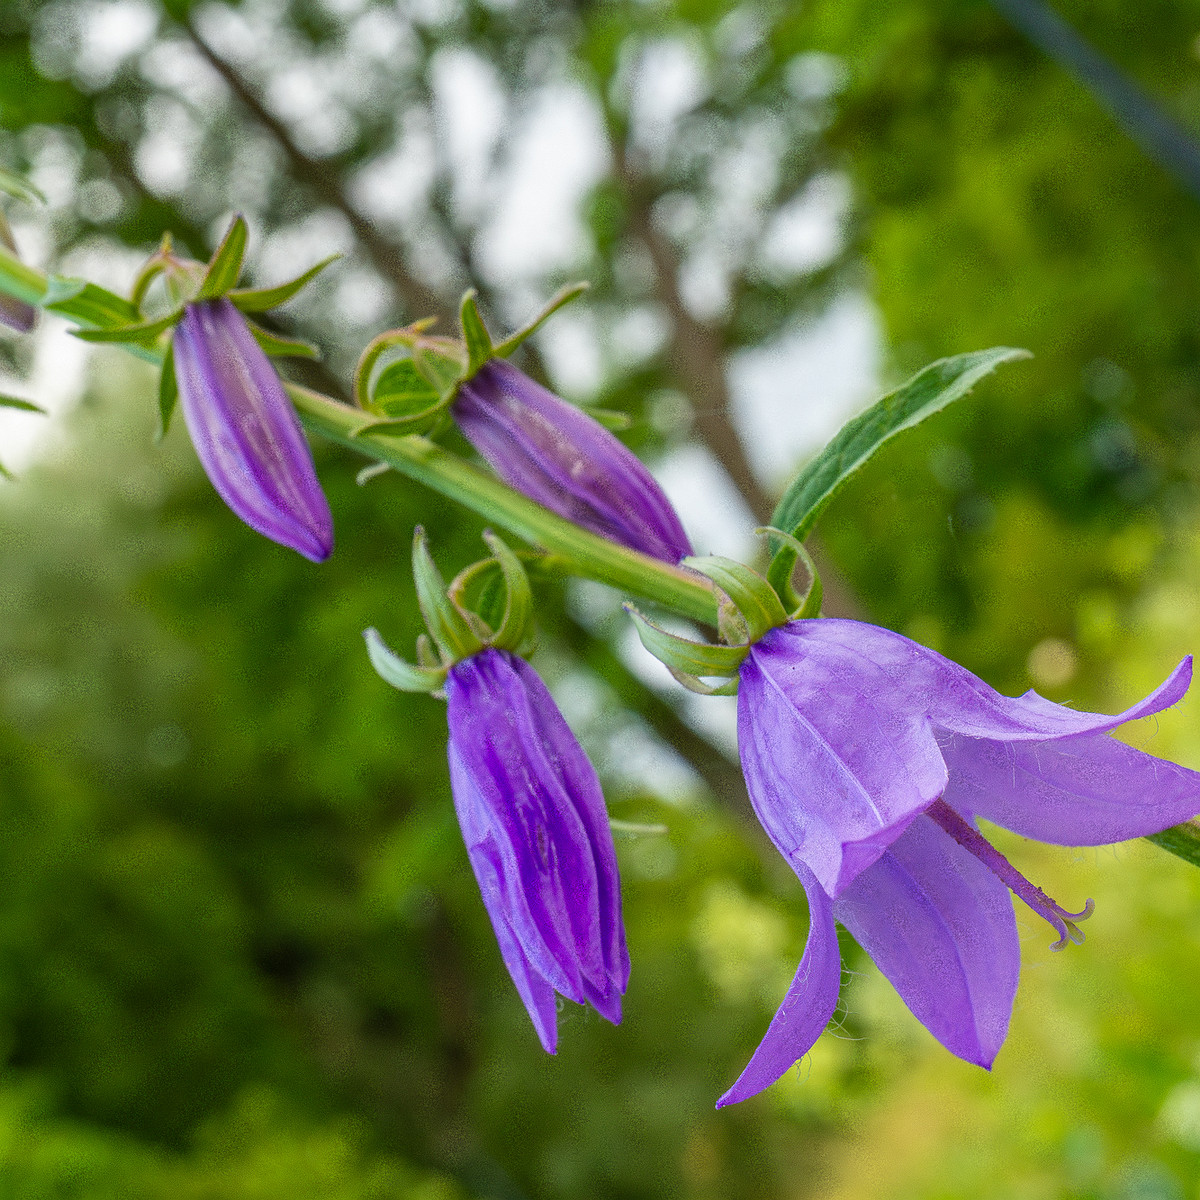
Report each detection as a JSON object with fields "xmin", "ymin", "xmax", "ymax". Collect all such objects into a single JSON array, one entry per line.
[
  {"xmin": 453, "ymin": 359, "xmax": 692, "ymax": 564},
  {"xmin": 173, "ymin": 297, "xmax": 333, "ymax": 561},
  {"xmin": 720, "ymin": 618, "xmax": 1200, "ymax": 1106},
  {"xmin": 445, "ymin": 647, "xmax": 630, "ymax": 1050}
]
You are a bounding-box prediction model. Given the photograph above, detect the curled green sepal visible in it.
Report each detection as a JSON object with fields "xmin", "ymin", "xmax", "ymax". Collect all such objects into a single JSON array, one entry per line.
[
  {"xmin": 229, "ymin": 253, "xmax": 339, "ymax": 313},
  {"xmin": 757, "ymin": 527, "xmax": 822, "ymax": 619},
  {"xmin": 196, "ymin": 214, "xmax": 248, "ymax": 300},
  {"xmin": 681, "ymin": 555, "xmax": 789, "ymax": 645},
  {"xmin": 449, "ymin": 531, "xmax": 537, "ymax": 656},
  {"xmin": 623, "ymin": 602, "xmax": 747, "ymax": 695},
  {"xmin": 412, "ymin": 526, "xmax": 485, "ymax": 663},
  {"xmin": 363, "ymin": 627, "xmax": 448, "ymax": 694}
]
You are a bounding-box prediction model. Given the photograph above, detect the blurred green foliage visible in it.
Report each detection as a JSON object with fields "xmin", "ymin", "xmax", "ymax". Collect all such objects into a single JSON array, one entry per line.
[{"xmin": 2, "ymin": 0, "xmax": 1200, "ymax": 1196}]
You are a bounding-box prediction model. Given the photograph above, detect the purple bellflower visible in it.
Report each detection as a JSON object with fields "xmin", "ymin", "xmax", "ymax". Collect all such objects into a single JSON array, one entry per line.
[
  {"xmin": 720, "ymin": 617, "xmax": 1200, "ymax": 1107},
  {"xmin": 453, "ymin": 359, "xmax": 693, "ymax": 564},
  {"xmin": 173, "ymin": 297, "xmax": 333, "ymax": 562},
  {"xmin": 445, "ymin": 646, "xmax": 630, "ymax": 1050}
]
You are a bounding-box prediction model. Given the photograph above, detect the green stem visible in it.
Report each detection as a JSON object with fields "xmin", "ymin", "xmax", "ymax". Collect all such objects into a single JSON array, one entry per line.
[
  {"xmin": 0, "ymin": 245, "xmax": 716, "ymax": 623},
  {"xmin": 288, "ymin": 385, "xmax": 716, "ymax": 622}
]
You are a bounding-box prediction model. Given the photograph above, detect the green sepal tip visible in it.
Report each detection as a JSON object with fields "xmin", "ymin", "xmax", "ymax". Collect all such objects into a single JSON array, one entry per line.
[
  {"xmin": 363, "ymin": 627, "xmax": 448, "ymax": 694},
  {"xmin": 228, "ymin": 253, "xmax": 340, "ymax": 313},
  {"xmin": 623, "ymin": 602, "xmax": 748, "ymax": 689},
  {"xmin": 412, "ymin": 527, "xmax": 485, "ymax": 664},
  {"xmin": 492, "ymin": 282, "xmax": 589, "ymax": 359},
  {"xmin": 196, "ymin": 214, "xmax": 248, "ymax": 300},
  {"xmin": 0, "ymin": 394, "xmax": 46, "ymax": 414},
  {"xmin": 246, "ymin": 320, "xmax": 321, "ymax": 361},
  {"xmin": 757, "ymin": 527, "xmax": 822, "ymax": 619},
  {"xmin": 459, "ymin": 290, "xmax": 493, "ymax": 375},
  {"xmin": 157, "ymin": 337, "xmax": 178, "ymax": 442}
]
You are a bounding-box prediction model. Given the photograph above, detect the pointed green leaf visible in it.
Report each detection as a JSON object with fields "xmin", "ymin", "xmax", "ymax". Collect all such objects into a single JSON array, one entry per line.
[
  {"xmin": 0, "ymin": 394, "xmax": 45, "ymax": 414},
  {"xmin": 229, "ymin": 253, "xmax": 340, "ymax": 312},
  {"xmin": 197, "ymin": 214, "xmax": 248, "ymax": 299},
  {"xmin": 493, "ymin": 282, "xmax": 589, "ymax": 358},
  {"xmin": 43, "ymin": 277, "xmax": 140, "ymax": 329},
  {"xmin": 1147, "ymin": 819, "xmax": 1200, "ymax": 869},
  {"xmin": 770, "ymin": 347, "xmax": 1029, "ymax": 551},
  {"xmin": 0, "ymin": 242, "xmax": 46, "ymax": 306},
  {"xmin": 623, "ymin": 603, "xmax": 748, "ymax": 677},
  {"xmin": 364, "ymin": 628, "xmax": 448, "ymax": 694},
  {"xmin": 459, "ymin": 291, "xmax": 493, "ymax": 374},
  {"xmin": 71, "ymin": 308, "xmax": 181, "ymax": 344},
  {"xmin": 246, "ymin": 320, "xmax": 321, "ymax": 360},
  {"xmin": 681, "ymin": 556, "xmax": 788, "ymax": 643},
  {"xmin": 157, "ymin": 339, "xmax": 178, "ymax": 442},
  {"xmin": 0, "ymin": 167, "xmax": 46, "ymax": 205}
]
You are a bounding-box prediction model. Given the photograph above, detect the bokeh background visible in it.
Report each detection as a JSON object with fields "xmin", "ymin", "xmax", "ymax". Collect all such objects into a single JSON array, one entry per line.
[{"xmin": 2, "ymin": 0, "xmax": 1200, "ymax": 1195}]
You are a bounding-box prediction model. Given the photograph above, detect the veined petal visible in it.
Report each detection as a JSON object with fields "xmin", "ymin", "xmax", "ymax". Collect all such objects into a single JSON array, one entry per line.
[
  {"xmin": 717, "ymin": 861, "xmax": 841, "ymax": 1107},
  {"xmin": 939, "ymin": 729, "xmax": 1200, "ymax": 845},
  {"xmin": 739, "ymin": 625, "xmax": 948, "ymax": 898},
  {"xmin": 173, "ymin": 298, "xmax": 333, "ymax": 561},
  {"xmin": 453, "ymin": 359, "xmax": 693, "ymax": 563},
  {"xmin": 445, "ymin": 650, "xmax": 628, "ymax": 1037},
  {"xmin": 832, "ymin": 813, "xmax": 1019, "ymax": 1068},
  {"xmin": 790, "ymin": 620, "xmax": 1191, "ymax": 742}
]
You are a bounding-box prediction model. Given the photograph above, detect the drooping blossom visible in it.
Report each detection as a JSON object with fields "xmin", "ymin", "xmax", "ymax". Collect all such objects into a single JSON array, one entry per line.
[
  {"xmin": 173, "ymin": 297, "xmax": 333, "ymax": 562},
  {"xmin": 0, "ymin": 213, "xmax": 36, "ymax": 334},
  {"xmin": 720, "ymin": 618, "xmax": 1200, "ymax": 1107},
  {"xmin": 445, "ymin": 646, "xmax": 629, "ymax": 1050},
  {"xmin": 453, "ymin": 358, "xmax": 692, "ymax": 563}
]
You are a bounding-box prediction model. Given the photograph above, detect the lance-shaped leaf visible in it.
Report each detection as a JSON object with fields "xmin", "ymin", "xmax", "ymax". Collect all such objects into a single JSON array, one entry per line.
[
  {"xmin": 769, "ymin": 348, "xmax": 1029, "ymax": 557},
  {"xmin": 363, "ymin": 627, "xmax": 448, "ymax": 693},
  {"xmin": 157, "ymin": 339, "xmax": 178, "ymax": 442},
  {"xmin": 0, "ymin": 395, "xmax": 45, "ymax": 414},
  {"xmin": 228, "ymin": 253, "xmax": 339, "ymax": 312},
  {"xmin": 196, "ymin": 214, "xmax": 248, "ymax": 300},
  {"xmin": 43, "ymin": 276, "xmax": 140, "ymax": 329}
]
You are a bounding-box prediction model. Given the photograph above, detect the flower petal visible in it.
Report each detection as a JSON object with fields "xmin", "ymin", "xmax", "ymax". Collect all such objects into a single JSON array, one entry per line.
[
  {"xmin": 739, "ymin": 626, "xmax": 948, "ymax": 898},
  {"xmin": 453, "ymin": 359, "xmax": 693, "ymax": 563},
  {"xmin": 446, "ymin": 650, "xmax": 628, "ymax": 1026},
  {"xmin": 173, "ymin": 298, "xmax": 333, "ymax": 561},
  {"xmin": 717, "ymin": 861, "xmax": 841, "ymax": 1107},
  {"xmin": 832, "ymin": 813, "xmax": 1019, "ymax": 1067},
  {"xmin": 939, "ymin": 728, "xmax": 1200, "ymax": 845}
]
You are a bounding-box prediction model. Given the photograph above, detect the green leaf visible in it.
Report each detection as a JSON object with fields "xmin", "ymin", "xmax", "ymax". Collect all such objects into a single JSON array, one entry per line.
[
  {"xmin": 493, "ymin": 282, "xmax": 589, "ymax": 358},
  {"xmin": 0, "ymin": 242, "xmax": 45, "ymax": 306},
  {"xmin": 1147, "ymin": 820, "xmax": 1200, "ymax": 869},
  {"xmin": 246, "ymin": 321, "xmax": 321, "ymax": 360},
  {"xmin": 157, "ymin": 339, "xmax": 178, "ymax": 442},
  {"xmin": 0, "ymin": 166, "xmax": 46, "ymax": 205},
  {"xmin": 769, "ymin": 347, "xmax": 1030, "ymax": 549},
  {"xmin": 372, "ymin": 359, "xmax": 442, "ymax": 417},
  {"xmin": 459, "ymin": 291, "xmax": 493, "ymax": 374},
  {"xmin": 196, "ymin": 214, "xmax": 248, "ymax": 300},
  {"xmin": 70, "ymin": 309, "xmax": 181, "ymax": 344},
  {"xmin": 0, "ymin": 394, "xmax": 45, "ymax": 414},
  {"xmin": 43, "ymin": 277, "xmax": 140, "ymax": 329},
  {"xmin": 583, "ymin": 405, "xmax": 633, "ymax": 432},
  {"xmin": 228, "ymin": 253, "xmax": 340, "ymax": 312}
]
